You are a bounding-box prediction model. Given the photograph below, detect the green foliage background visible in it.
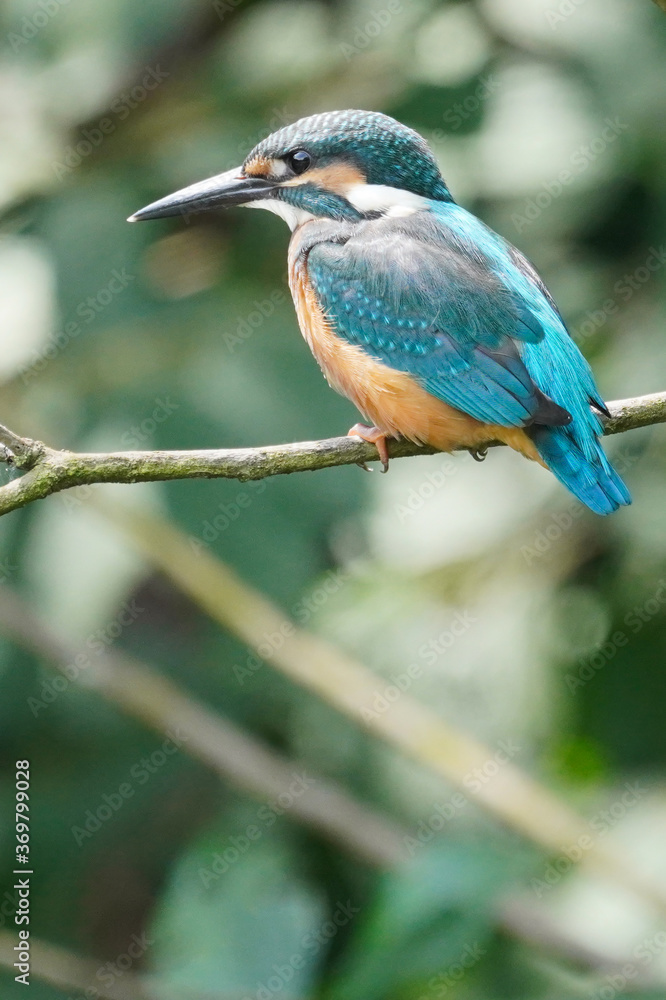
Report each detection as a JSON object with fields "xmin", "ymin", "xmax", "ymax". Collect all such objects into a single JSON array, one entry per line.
[{"xmin": 1, "ymin": 0, "xmax": 666, "ymax": 997}]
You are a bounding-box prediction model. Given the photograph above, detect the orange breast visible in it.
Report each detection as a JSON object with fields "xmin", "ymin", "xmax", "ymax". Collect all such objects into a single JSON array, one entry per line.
[{"xmin": 287, "ymin": 235, "xmax": 542, "ymax": 463}]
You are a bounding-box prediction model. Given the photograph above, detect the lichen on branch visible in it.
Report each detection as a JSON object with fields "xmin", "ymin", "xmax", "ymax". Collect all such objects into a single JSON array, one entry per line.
[{"xmin": 0, "ymin": 390, "xmax": 664, "ymax": 518}]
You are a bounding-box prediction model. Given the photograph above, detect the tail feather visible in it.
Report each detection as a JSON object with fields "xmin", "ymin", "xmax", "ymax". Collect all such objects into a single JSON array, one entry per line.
[{"xmin": 530, "ymin": 425, "xmax": 631, "ymax": 516}]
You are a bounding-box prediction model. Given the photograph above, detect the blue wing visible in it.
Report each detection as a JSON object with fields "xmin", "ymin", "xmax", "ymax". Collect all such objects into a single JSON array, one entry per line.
[
  {"xmin": 306, "ymin": 206, "xmax": 572, "ymax": 429},
  {"xmin": 306, "ymin": 203, "xmax": 630, "ymax": 514}
]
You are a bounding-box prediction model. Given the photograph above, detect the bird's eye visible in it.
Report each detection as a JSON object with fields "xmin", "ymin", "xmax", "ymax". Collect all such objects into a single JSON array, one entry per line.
[{"xmin": 286, "ymin": 149, "xmax": 312, "ymax": 175}]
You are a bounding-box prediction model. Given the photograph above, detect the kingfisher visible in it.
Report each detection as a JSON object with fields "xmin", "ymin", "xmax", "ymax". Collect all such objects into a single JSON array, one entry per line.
[{"xmin": 129, "ymin": 110, "xmax": 630, "ymax": 515}]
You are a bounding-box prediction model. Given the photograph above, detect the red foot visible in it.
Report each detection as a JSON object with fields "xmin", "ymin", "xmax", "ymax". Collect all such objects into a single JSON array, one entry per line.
[{"xmin": 348, "ymin": 423, "xmax": 390, "ymax": 473}]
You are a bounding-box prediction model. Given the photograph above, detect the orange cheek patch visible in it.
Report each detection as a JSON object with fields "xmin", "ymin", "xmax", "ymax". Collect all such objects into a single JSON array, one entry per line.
[{"xmin": 284, "ymin": 162, "xmax": 366, "ymax": 195}]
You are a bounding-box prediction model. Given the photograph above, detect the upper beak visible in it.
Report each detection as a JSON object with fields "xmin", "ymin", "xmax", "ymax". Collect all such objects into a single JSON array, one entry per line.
[{"xmin": 127, "ymin": 166, "xmax": 277, "ymax": 222}]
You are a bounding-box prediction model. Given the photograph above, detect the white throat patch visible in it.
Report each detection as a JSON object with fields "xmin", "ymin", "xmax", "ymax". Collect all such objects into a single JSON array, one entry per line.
[
  {"xmin": 243, "ymin": 183, "xmax": 429, "ymax": 229},
  {"xmin": 245, "ymin": 198, "xmax": 314, "ymax": 231},
  {"xmin": 344, "ymin": 183, "xmax": 430, "ymax": 217}
]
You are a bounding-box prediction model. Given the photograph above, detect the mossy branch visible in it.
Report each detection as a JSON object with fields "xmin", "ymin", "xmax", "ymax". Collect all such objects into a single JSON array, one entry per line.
[{"xmin": 0, "ymin": 390, "xmax": 664, "ymax": 517}]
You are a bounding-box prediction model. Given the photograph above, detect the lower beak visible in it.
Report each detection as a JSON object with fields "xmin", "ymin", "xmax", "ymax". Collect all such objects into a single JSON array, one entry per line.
[{"xmin": 128, "ymin": 166, "xmax": 276, "ymax": 222}]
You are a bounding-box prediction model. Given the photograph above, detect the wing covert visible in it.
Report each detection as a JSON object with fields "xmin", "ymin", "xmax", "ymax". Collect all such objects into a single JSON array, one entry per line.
[{"xmin": 307, "ymin": 211, "xmax": 571, "ymax": 429}]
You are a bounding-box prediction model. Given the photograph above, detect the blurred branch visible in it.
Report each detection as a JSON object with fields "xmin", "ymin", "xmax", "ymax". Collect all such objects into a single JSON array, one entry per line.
[
  {"xmin": 95, "ymin": 499, "xmax": 666, "ymax": 918},
  {"xmin": 0, "ymin": 912, "xmax": 634, "ymax": 1000},
  {"xmin": 497, "ymin": 899, "xmax": 630, "ymax": 975},
  {"xmin": 0, "ymin": 930, "xmax": 150, "ymax": 1000},
  {"xmin": 0, "ymin": 588, "xmax": 651, "ymax": 991},
  {"xmin": 0, "ymin": 587, "xmax": 405, "ymax": 867},
  {"xmin": 0, "ymin": 929, "xmax": 251, "ymax": 1000},
  {"xmin": 0, "ymin": 390, "xmax": 664, "ymax": 517},
  {"xmin": 0, "ymin": 593, "xmax": 640, "ymax": 989}
]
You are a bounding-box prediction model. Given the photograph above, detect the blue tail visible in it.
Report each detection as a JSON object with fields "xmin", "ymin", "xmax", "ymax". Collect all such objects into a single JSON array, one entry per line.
[
  {"xmin": 520, "ymin": 317, "xmax": 631, "ymax": 515},
  {"xmin": 530, "ymin": 424, "xmax": 631, "ymax": 515}
]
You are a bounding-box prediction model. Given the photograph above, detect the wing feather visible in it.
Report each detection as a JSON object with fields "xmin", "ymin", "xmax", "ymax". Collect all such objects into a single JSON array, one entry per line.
[{"xmin": 307, "ymin": 209, "xmax": 572, "ymax": 429}]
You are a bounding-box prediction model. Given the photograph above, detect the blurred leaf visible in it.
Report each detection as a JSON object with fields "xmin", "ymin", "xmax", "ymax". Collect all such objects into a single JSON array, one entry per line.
[
  {"xmin": 327, "ymin": 838, "xmax": 526, "ymax": 1000},
  {"xmin": 148, "ymin": 807, "xmax": 327, "ymax": 995}
]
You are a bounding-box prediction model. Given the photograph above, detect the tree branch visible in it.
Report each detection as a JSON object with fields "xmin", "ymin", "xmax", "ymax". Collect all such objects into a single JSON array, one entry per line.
[{"xmin": 0, "ymin": 390, "xmax": 664, "ymax": 517}]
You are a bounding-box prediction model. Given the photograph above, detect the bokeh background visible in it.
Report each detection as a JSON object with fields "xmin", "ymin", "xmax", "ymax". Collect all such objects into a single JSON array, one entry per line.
[{"xmin": 1, "ymin": 0, "xmax": 666, "ymax": 997}]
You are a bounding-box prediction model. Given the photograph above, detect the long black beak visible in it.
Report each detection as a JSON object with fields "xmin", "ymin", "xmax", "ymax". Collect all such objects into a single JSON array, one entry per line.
[{"xmin": 127, "ymin": 166, "xmax": 276, "ymax": 222}]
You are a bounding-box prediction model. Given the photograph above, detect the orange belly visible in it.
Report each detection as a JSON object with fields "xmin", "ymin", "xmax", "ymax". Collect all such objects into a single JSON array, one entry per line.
[{"xmin": 288, "ymin": 241, "xmax": 542, "ymax": 464}]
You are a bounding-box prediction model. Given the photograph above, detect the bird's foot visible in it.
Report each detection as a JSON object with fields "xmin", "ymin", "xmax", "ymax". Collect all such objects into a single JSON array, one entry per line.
[
  {"xmin": 469, "ymin": 447, "xmax": 488, "ymax": 463},
  {"xmin": 348, "ymin": 423, "xmax": 390, "ymax": 473}
]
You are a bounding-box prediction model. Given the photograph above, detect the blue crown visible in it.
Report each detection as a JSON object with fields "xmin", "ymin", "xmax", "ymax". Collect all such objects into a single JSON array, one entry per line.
[{"xmin": 246, "ymin": 110, "xmax": 451, "ymax": 202}]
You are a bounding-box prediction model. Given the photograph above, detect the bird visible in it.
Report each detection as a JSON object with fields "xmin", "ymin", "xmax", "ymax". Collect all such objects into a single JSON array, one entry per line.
[{"xmin": 129, "ymin": 109, "xmax": 630, "ymax": 515}]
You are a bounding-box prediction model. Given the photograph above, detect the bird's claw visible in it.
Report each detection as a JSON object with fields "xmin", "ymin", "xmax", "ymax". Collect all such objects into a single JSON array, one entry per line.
[
  {"xmin": 348, "ymin": 423, "xmax": 390, "ymax": 473},
  {"xmin": 469, "ymin": 447, "xmax": 488, "ymax": 463}
]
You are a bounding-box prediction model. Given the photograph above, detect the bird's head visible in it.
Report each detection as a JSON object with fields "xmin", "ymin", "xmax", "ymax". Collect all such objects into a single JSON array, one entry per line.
[{"xmin": 129, "ymin": 110, "xmax": 452, "ymax": 229}]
